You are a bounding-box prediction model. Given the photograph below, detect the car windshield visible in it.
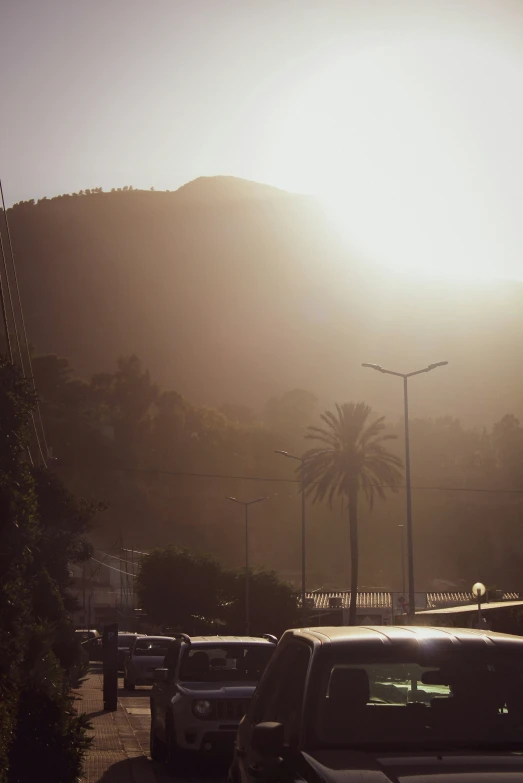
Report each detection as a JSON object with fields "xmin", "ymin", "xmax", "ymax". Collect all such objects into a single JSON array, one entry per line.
[
  {"xmin": 133, "ymin": 638, "xmax": 172, "ymax": 657},
  {"xmin": 313, "ymin": 647, "xmax": 523, "ymax": 751},
  {"xmin": 179, "ymin": 644, "xmax": 273, "ymax": 682}
]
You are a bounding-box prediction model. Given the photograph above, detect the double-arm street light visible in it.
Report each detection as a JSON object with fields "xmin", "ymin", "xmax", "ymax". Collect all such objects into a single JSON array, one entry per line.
[
  {"xmin": 225, "ymin": 496, "xmax": 267, "ymax": 636},
  {"xmin": 362, "ymin": 361, "xmax": 448, "ymax": 621},
  {"xmin": 274, "ymin": 449, "xmax": 331, "ymax": 628}
]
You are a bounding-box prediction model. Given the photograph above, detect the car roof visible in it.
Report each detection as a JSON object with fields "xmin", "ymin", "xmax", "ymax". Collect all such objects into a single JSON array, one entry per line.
[
  {"xmin": 289, "ymin": 625, "xmax": 523, "ymax": 649},
  {"xmin": 186, "ymin": 636, "xmax": 275, "ymax": 645},
  {"xmin": 134, "ymin": 635, "xmax": 174, "ymax": 643}
]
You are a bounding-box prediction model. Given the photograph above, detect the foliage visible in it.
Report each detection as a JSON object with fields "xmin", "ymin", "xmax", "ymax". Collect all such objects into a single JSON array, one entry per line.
[
  {"xmin": 303, "ymin": 402, "xmax": 403, "ymax": 624},
  {"xmin": 8, "ymin": 626, "xmax": 92, "ymax": 783},
  {"xmin": 0, "ymin": 356, "xmax": 97, "ymax": 783},
  {"xmin": 222, "ymin": 567, "xmax": 300, "ymax": 637},
  {"xmin": 14, "ymin": 346, "xmax": 523, "ymax": 594},
  {"xmin": 136, "ymin": 545, "xmax": 299, "ymax": 637},
  {"xmin": 136, "ymin": 546, "xmax": 228, "ymax": 633}
]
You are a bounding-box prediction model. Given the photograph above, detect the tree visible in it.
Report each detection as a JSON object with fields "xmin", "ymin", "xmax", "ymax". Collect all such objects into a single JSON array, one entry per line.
[
  {"xmin": 136, "ymin": 546, "xmax": 228, "ymax": 633},
  {"xmin": 223, "ymin": 568, "xmax": 299, "ymax": 637},
  {"xmin": 136, "ymin": 546, "xmax": 299, "ymax": 637},
  {"xmin": 0, "ymin": 356, "xmax": 97, "ymax": 782},
  {"xmin": 302, "ymin": 402, "xmax": 403, "ymax": 625}
]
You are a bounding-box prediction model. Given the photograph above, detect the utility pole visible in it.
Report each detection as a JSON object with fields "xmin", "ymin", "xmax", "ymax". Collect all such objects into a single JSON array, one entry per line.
[{"xmin": 225, "ymin": 496, "xmax": 267, "ymax": 635}]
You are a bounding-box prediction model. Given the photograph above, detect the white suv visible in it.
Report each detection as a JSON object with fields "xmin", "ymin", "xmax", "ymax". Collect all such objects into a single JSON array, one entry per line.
[{"xmin": 149, "ymin": 634, "xmax": 276, "ymax": 774}]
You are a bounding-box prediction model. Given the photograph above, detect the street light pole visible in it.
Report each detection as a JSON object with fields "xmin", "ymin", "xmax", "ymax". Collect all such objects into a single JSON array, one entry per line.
[
  {"xmin": 403, "ymin": 374, "xmax": 415, "ymax": 620},
  {"xmin": 398, "ymin": 525, "xmax": 406, "ymax": 595},
  {"xmin": 275, "ymin": 451, "xmax": 308, "ymax": 627},
  {"xmin": 225, "ymin": 496, "xmax": 266, "ymax": 636},
  {"xmin": 275, "ymin": 449, "xmax": 332, "ymax": 628},
  {"xmin": 472, "ymin": 581, "xmax": 486, "ymax": 629},
  {"xmin": 362, "ymin": 361, "xmax": 448, "ymax": 622}
]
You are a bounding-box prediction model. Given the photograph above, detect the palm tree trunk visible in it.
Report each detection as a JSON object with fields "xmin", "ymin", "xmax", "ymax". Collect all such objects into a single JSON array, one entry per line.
[{"xmin": 348, "ymin": 487, "xmax": 359, "ymax": 626}]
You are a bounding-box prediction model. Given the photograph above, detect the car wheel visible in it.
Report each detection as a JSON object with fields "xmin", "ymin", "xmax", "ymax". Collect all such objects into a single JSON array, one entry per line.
[
  {"xmin": 123, "ymin": 675, "xmax": 135, "ymax": 691},
  {"xmin": 149, "ymin": 721, "xmax": 167, "ymax": 762}
]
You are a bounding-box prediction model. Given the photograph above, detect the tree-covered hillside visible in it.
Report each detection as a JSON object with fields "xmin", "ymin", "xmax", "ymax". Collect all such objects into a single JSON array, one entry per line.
[{"xmin": 3, "ymin": 178, "xmax": 523, "ymax": 426}]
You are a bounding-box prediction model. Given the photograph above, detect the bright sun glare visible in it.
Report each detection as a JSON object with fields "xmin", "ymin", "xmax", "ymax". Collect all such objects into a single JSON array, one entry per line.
[{"xmin": 270, "ymin": 35, "xmax": 523, "ymax": 282}]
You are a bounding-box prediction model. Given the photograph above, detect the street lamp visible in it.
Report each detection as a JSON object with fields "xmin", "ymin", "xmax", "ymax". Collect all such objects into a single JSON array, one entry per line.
[
  {"xmin": 275, "ymin": 449, "xmax": 332, "ymax": 628},
  {"xmin": 225, "ymin": 496, "xmax": 267, "ymax": 636},
  {"xmin": 472, "ymin": 581, "xmax": 486, "ymax": 629},
  {"xmin": 362, "ymin": 361, "xmax": 448, "ymax": 621}
]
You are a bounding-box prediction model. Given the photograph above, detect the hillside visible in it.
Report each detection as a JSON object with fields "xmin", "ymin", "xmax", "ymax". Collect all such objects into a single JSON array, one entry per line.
[{"xmin": 4, "ymin": 178, "xmax": 523, "ymax": 425}]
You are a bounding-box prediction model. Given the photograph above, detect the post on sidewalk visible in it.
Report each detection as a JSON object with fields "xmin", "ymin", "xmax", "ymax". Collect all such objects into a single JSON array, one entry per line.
[{"xmin": 102, "ymin": 623, "xmax": 118, "ymax": 712}]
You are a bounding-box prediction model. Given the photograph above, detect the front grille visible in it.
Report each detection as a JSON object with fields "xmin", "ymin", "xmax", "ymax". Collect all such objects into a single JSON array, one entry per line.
[{"xmin": 212, "ymin": 699, "xmax": 250, "ymax": 721}]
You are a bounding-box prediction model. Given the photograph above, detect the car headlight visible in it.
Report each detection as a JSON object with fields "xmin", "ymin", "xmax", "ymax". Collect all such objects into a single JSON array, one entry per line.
[{"xmin": 192, "ymin": 699, "xmax": 212, "ymax": 718}]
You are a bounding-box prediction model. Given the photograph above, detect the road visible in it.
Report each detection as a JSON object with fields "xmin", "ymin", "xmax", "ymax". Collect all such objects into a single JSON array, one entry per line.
[{"xmin": 118, "ymin": 676, "xmax": 228, "ymax": 782}]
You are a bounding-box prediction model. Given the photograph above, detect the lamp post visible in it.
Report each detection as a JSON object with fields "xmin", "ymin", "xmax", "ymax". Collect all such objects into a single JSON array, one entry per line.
[
  {"xmin": 275, "ymin": 449, "xmax": 332, "ymax": 628},
  {"xmin": 398, "ymin": 524, "xmax": 406, "ymax": 595},
  {"xmin": 225, "ymin": 496, "xmax": 267, "ymax": 636},
  {"xmin": 472, "ymin": 581, "xmax": 486, "ymax": 629},
  {"xmin": 362, "ymin": 361, "xmax": 448, "ymax": 622}
]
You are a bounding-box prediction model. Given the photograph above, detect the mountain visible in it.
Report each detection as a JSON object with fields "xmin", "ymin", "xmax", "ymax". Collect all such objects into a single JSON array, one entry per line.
[{"xmin": 3, "ymin": 178, "xmax": 523, "ymax": 425}]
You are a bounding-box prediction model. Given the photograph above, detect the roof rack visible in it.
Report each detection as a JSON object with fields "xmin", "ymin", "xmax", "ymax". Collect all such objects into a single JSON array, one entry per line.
[
  {"xmin": 262, "ymin": 634, "xmax": 278, "ymax": 644},
  {"xmin": 171, "ymin": 633, "xmax": 191, "ymax": 644}
]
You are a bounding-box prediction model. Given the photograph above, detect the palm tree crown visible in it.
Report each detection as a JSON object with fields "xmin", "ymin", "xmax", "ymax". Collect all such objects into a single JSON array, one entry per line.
[{"xmin": 302, "ymin": 402, "xmax": 403, "ymax": 506}]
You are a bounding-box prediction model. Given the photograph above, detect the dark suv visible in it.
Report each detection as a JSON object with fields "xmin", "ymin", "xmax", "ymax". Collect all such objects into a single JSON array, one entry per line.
[
  {"xmin": 150, "ymin": 634, "xmax": 276, "ymax": 774},
  {"xmin": 229, "ymin": 626, "xmax": 523, "ymax": 783}
]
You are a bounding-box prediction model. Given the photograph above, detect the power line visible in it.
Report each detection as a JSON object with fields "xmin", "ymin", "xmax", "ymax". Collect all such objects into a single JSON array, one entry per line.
[
  {"xmin": 112, "ymin": 467, "xmax": 523, "ymax": 495},
  {"xmin": 0, "ymin": 230, "xmax": 12, "ymax": 362},
  {"xmin": 0, "ymin": 179, "xmax": 47, "ymax": 467},
  {"xmin": 94, "ymin": 549, "xmax": 127, "ymax": 561},
  {"xmin": 90, "ymin": 557, "xmax": 137, "ymax": 578}
]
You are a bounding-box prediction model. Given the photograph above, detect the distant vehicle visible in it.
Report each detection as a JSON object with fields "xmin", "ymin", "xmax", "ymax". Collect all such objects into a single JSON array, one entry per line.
[
  {"xmin": 149, "ymin": 634, "xmax": 276, "ymax": 773},
  {"xmin": 229, "ymin": 626, "xmax": 523, "ymax": 783},
  {"xmin": 117, "ymin": 633, "xmax": 146, "ymax": 672},
  {"xmin": 123, "ymin": 636, "xmax": 174, "ymax": 690},
  {"xmin": 75, "ymin": 628, "xmax": 102, "ymax": 661}
]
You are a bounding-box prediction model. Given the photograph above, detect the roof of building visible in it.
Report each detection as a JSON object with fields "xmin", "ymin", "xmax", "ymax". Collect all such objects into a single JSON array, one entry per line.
[
  {"xmin": 305, "ymin": 591, "xmax": 521, "ymax": 611},
  {"xmin": 417, "ymin": 600, "xmax": 523, "ymax": 615},
  {"xmin": 294, "ymin": 625, "xmax": 523, "ymax": 647}
]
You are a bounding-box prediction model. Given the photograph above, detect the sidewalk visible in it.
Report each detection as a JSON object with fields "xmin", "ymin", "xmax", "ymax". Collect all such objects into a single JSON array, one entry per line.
[{"xmin": 75, "ymin": 666, "xmax": 158, "ymax": 783}]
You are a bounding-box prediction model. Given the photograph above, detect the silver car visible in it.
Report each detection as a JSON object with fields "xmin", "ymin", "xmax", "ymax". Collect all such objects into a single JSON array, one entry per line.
[
  {"xmin": 123, "ymin": 636, "xmax": 174, "ymax": 690},
  {"xmin": 149, "ymin": 634, "xmax": 276, "ymax": 774}
]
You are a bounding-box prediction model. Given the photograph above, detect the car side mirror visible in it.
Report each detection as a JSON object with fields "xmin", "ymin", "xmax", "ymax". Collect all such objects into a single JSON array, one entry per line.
[
  {"xmin": 153, "ymin": 668, "xmax": 170, "ymax": 683},
  {"xmin": 252, "ymin": 722, "xmax": 284, "ymax": 757}
]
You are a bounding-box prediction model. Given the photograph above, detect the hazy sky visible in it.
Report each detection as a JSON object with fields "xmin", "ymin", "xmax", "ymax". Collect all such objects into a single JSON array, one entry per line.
[{"xmin": 3, "ymin": 0, "xmax": 523, "ymax": 280}]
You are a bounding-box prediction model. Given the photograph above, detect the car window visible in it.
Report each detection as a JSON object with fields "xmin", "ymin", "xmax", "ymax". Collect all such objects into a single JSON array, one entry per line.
[
  {"xmin": 134, "ymin": 638, "xmax": 172, "ymax": 656},
  {"xmin": 314, "ymin": 649, "xmax": 523, "ymax": 751},
  {"xmin": 254, "ymin": 643, "xmax": 311, "ymax": 745},
  {"xmin": 179, "ymin": 644, "xmax": 273, "ymax": 682}
]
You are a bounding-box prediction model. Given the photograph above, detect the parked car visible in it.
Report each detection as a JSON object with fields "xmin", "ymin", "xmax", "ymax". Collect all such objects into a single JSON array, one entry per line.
[
  {"xmin": 123, "ymin": 636, "xmax": 174, "ymax": 690},
  {"xmin": 150, "ymin": 633, "xmax": 277, "ymax": 773},
  {"xmin": 75, "ymin": 628, "xmax": 102, "ymax": 661},
  {"xmin": 118, "ymin": 633, "xmax": 146, "ymax": 672},
  {"xmin": 229, "ymin": 626, "xmax": 523, "ymax": 783}
]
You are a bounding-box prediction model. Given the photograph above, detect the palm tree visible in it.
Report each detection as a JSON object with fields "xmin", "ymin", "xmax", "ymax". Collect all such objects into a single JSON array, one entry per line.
[{"xmin": 302, "ymin": 402, "xmax": 403, "ymax": 626}]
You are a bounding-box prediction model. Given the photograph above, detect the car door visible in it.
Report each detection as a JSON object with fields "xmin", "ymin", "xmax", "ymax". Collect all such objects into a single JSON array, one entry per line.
[{"xmin": 239, "ymin": 642, "xmax": 312, "ymax": 783}]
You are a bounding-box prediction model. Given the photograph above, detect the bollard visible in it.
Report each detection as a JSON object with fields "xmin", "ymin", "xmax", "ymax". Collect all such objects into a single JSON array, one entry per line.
[{"xmin": 102, "ymin": 623, "xmax": 118, "ymax": 711}]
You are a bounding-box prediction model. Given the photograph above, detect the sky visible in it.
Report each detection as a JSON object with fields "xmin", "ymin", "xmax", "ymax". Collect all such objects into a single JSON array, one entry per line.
[{"xmin": 3, "ymin": 0, "xmax": 523, "ymax": 280}]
